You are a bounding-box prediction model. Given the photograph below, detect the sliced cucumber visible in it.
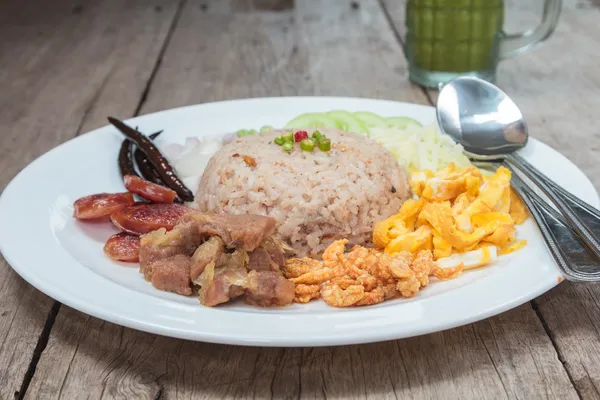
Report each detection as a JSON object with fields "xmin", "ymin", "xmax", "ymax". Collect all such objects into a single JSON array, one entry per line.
[
  {"xmin": 353, "ymin": 111, "xmax": 388, "ymax": 129},
  {"xmin": 385, "ymin": 116, "xmax": 423, "ymax": 130},
  {"xmin": 284, "ymin": 113, "xmax": 338, "ymax": 130},
  {"xmin": 327, "ymin": 110, "xmax": 368, "ymax": 134}
]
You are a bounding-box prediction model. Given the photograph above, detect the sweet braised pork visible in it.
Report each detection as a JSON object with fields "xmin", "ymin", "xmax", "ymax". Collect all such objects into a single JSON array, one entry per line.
[
  {"xmin": 139, "ymin": 223, "xmax": 202, "ymax": 280},
  {"xmin": 178, "ymin": 212, "xmax": 276, "ymax": 251},
  {"xmin": 190, "ymin": 236, "xmax": 225, "ymax": 282},
  {"xmin": 245, "ymin": 271, "xmax": 295, "ymax": 307},
  {"xmin": 150, "ymin": 254, "xmax": 193, "ymax": 296},
  {"xmin": 197, "ymin": 250, "xmax": 249, "ymax": 306},
  {"xmin": 246, "ymin": 237, "xmax": 286, "ymax": 272},
  {"xmin": 247, "ymin": 248, "xmax": 279, "ymax": 272},
  {"xmin": 138, "ymin": 211, "xmax": 293, "ymax": 307}
]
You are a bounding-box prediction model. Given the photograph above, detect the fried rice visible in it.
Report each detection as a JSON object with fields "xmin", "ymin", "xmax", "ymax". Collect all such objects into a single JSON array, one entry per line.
[{"xmin": 195, "ymin": 128, "xmax": 411, "ymax": 256}]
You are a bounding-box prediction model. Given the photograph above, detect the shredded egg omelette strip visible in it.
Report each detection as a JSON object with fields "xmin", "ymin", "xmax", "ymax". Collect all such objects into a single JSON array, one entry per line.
[{"xmin": 373, "ymin": 164, "xmax": 529, "ymax": 270}]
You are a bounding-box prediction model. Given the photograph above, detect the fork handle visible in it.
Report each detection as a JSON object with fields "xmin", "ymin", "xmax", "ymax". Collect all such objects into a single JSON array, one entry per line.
[
  {"xmin": 509, "ymin": 170, "xmax": 600, "ymax": 282},
  {"xmin": 509, "ymin": 153, "xmax": 600, "ymax": 226},
  {"xmin": 506, "ymin": 153, "xmax": 600, "ymax": 260}
]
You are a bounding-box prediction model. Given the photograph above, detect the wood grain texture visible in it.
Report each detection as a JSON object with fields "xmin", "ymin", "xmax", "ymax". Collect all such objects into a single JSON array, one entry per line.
[
  {"xmin": 23, "ymin": 1, "xmax": 579, "ymax": 399},
  {"xmin": 140, "ymin": 0, "xmax": 427, "ymax": 113},
  {"xmin": 25, "ymin": 304, "xmax": 580, "ymax": 400},
  {"xmin": 384, "ymin": 0, "xmax": 600, "ymax": 398},
  {"xmin": 0, "ymin": 0, "xmax": 181, "ymax": 398}
]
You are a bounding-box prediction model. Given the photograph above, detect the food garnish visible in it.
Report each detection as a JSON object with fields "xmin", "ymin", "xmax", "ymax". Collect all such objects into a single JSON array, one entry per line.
[
  {"xmin": 317, "ymin": 138, "xmax": 331, "ymax": 151},
  {"xmin": 294, "ymin": 130, "xmax": 309, "ymax": 142},
  {"xmin": 133, "ymin": 130, "xmax": 164, "ymax": 185},
  {"xmin": 284, "ymin": 111, "xmax": 422, "ymax": 135},
  {"xmin": 118, "ymin": 140, "xmax": 139, "ymax": 179},
  {"xmin": 272, "ymin": 129, "xmax": 332, "ymax": 152},
  {"xmin": 240, "ymin": 111, "xmax": 465, "ymax": 169},
  {"xmin": 118, "ymin": 130, "xmax": 162, "ymax": 182},
  {"xmin": 284, "ymin": 112, "xmax": 338, "ymax": 131},
  {"xmin": 236, "ymin": 126, "xmax": 272, "ymax": 137},
  {"xmin": 300, "ymin": 138, "xmax": 314, "ymax": 152},
  {"xmin": 282, "ymin": 142, "xmax": 294, "ymax": 152},
  {"xmin": 236, "ymin": 129, "xmax": 257, "ymax": 137},
  {"xmin": 108, "ymin": 117, "xmax": 194, "ymax": 202}
]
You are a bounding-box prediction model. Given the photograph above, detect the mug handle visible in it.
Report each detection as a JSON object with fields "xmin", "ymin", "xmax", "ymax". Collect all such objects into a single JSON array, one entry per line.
[{"xmin": 499, "ymin": 0, "xmax": 562, "ymax": 60}]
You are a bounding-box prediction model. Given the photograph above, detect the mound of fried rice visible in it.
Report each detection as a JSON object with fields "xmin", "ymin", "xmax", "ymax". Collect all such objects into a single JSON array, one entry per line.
[{"xmin": 195, "ymin": 128, "xmax": 411, "ymax": 256}]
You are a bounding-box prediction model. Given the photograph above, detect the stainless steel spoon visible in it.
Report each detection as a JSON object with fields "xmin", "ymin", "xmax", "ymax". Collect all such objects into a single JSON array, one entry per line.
[{"xmin": 436, "ymin": 76, "xmax": 600, "ymax": 264}]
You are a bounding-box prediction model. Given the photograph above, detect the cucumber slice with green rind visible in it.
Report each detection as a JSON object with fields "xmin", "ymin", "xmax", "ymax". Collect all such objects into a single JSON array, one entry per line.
[
  {"xmin": 327, "ymin": 110, "xmax": 368, "ymax": 134},
  {"xmin": 353, "ymin": 111, "xmax": 388, "ymax": 129},
  {"xmin": 284, "ymin": 113, "xmax": 338, "ymax": 129},
  {"xmin": 385, "ymin": 116, "xmax": 422, "ymax": 130}
]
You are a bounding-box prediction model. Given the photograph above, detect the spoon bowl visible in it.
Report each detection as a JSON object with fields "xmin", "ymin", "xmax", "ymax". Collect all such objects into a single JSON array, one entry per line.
[{"xmin": 436, "ymin": 76, "xmax": 528, "ymax": 160}]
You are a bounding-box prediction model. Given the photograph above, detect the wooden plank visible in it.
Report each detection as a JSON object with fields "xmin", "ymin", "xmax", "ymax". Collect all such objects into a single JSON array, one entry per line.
[
  {"xmin": 24, "ymin": 0, "xmax": 579, "ymax": 399},
  {"xmin": 0, "ymin": 0, "xmax": 182, "ymax": 398},
  {"xmin": 384, "ymin": 0, "xmax": 600, "ymax": 398}
]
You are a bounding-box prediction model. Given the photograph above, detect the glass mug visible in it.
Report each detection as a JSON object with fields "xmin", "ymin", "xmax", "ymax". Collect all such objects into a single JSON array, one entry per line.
[{"xmin": 404, "ymin": 0, "xmax": 562, "ymax": 88}]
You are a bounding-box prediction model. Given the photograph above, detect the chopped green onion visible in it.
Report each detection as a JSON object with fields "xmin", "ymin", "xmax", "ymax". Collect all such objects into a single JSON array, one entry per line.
[
  {"xmin": 274, "ymin": 137, "xmax": 284, "ymax": 146},
  {"xmin": 309, "ymin": 137, "xmax": 317, "ymax": 145},
  {"xmin": 315, "ymin": 134, "xmax": 327, "ymax": 144},
  {"xmin": 281, "ymin": 132, "xmax": 294, "ymax": 142},
  {"xmin": 260, "ymin": 125, "xmax": 274, "ymax": 133},
  {"xmin": 318, "ymin": 138, "xmax": 331, "ymax": 151},
  {"xmin": 283, "ymin": 142, "xmax": 294, "ymax": 152},
  {"xmin": 312, "ymin": 130, "xmax": 323, "ymax": 139},
  {"xmin": 300, "ymin": 138, "xmax": 315, "ymax": 152},
  {"xmin": 236, "ymin": 129, "xmax": 258, "ymax": 137}
]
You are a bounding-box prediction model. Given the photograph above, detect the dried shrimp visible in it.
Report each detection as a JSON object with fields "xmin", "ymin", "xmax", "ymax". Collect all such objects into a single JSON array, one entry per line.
[
  {"xmin": 294, "ymin": 284, "xmax": 320, "ymax": 303},
  {"xmin": 321, "ymin": 282, "xmax": 365, "ymax": 307}
]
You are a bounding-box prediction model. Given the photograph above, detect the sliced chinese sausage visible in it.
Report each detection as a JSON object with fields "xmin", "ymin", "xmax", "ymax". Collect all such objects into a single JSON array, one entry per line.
[
  {"xmin": 73, "ymin": 192, "xmax": 134, "ymax": 220},
  {"xmin": 104, "ymin": 233, "xmax": 140, "ymax": 262},
  {"xmin": 123, "ymin": 175, "xmax": 178, "ymax": 204},
  {"xmin": 110, "ymin": 203, "xmax": 192, "ymax": 235}
]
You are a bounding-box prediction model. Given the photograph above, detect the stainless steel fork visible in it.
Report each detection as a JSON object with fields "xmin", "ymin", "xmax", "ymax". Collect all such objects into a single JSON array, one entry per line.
[{"xmin": 482, "ymin": 162, "xmax": 600, "ymax": 282}]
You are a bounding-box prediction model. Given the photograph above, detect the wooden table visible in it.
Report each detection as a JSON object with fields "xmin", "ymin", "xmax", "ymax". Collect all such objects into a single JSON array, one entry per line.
[{"xmin": 1, "ymin": 0, "xmax": 599, "ymax": 398}]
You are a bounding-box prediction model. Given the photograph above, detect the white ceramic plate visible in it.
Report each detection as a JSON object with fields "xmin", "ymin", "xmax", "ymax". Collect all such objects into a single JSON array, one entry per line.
[{"xmin": 0, "ymin": 97, "xmax": 597, "ymax": 347}]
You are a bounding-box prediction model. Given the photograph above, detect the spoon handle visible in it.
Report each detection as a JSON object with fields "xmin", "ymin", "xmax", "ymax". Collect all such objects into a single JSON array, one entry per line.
[
  {"xmin": 509, "ymin": 153, "xmax": 600, "ymax": 230},
  {"xmin": 505, "ymin": 153, "xmax": 600, "ymax": 261},
  {"xmin": 509, "ymin": 167, "xmax": 600, "ymax": 282}
]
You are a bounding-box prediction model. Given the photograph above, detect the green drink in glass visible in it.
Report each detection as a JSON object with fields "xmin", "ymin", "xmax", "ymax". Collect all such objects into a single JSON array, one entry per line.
[{"xmin": 404, "ymin": 0, "xmax": 562, "ymax": 88}]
